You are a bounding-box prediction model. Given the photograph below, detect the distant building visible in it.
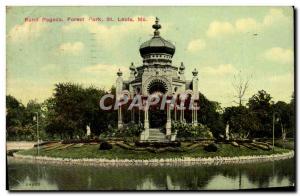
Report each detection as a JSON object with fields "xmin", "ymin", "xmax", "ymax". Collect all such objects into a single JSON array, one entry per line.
[{"xmin": 116, "ymin": 18, "xmax": 199, "ymax": 141}]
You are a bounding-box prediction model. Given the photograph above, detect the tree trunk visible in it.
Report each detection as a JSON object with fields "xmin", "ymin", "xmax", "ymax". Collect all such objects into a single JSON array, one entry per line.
[{"xmin": 281, "ymin": 123, "xmax": 286, "ymax": 141}]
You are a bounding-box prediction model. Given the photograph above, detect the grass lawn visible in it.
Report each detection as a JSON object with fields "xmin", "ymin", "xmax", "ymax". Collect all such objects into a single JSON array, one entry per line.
[{"xmin": 16, "ymin": 143, "xmax": 291, "ymax": 160}]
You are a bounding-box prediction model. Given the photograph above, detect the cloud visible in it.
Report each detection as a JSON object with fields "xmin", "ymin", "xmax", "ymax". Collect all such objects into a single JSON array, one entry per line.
[
  {"xmin": 201, "ymin": 64, "xmax": 238, "ymax": 76},
  {"xmin": 81, "ymin": 63, "xmax": 127, "ymax": 74},
  {"xmin": 269, "ymin": 72, "xmax": 293, "ymax": 83},
  {"xmin": 235, "ymin": 18, "xmax": 259, "ymax": 33},
  {"xmin": 40, "ymin": 64, "xmax": 57, "ymax": 71},
  {"xmin": 267, "ymin": 72, "xmax": 294, "ymax": 102},
  {"xmin": 206, "ymin": 19, "xmax": 259, "ymax": 38},
  {"xmin": 206, "ymin": 8, "xmax": 288, "ymax": 38},
  {"xmin": 58, "ymin": 42, "xmax": 84, "ymax": 55},
  {"xmin": 263, "ymin": 8, "xmax": 288, "ymax": 26},
  {"xmin": 62, "ymin": 16, "xmax": 165, "ymax": 49},
  {"xmin": 264, "ymin": 47, "xmax": 293, "ymax": 64},
  {"xmin": 7, "ymin": 19, "xmax": 48, "ymax": 42},
  {"xmin": 206, "ymin": 21, "xmax": 235, "ymax": 38},
  {"xmin": 187, "ymin": 39, "xmax": 206, "ymax": 52},
  {"xmin": 6, "ymin": 79, "xmax": 54, "ymax": 104}
]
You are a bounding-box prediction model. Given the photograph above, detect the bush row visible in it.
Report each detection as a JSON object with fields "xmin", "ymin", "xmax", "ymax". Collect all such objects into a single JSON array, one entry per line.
[{"xmin": 135, "ymin": 141, "xmax": 181, "ymax": 148}]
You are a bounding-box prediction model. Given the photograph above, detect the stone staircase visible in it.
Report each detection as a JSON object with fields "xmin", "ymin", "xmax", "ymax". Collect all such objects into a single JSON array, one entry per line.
[{"xmin": 147, "ymin": 128, "xmax": 167, "ymax": 142}]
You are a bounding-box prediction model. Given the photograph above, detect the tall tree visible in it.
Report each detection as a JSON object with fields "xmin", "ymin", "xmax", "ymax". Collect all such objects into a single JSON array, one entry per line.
[
  {"xmin": 197, "ymin": 93, "xmax": 224, "ymax": 137},
  {"xmin": 232, "ymin": 71, "xmax": 251, "ymax": 106},
  {"xmin": 223, "ymin": 106, "xmax": 259, "ymax": 139},
  {"xmin": 6, "ymin": 95, "xmax": 25, "ymax": 140},
  {"xmin": 247, "ymin": 90, "xmax": 273, "ymax": 138},
  {"xmin": 46, "ymin": 83, "xmax": 113, "ymax": 139}
]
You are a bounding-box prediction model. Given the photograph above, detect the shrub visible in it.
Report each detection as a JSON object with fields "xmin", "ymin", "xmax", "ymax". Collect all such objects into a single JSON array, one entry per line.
[
  {"xmin": 7, "ymin": 149, "xmax": 19, "ymax": 156},
  {"xmin": 173, "ymin": 122, "xmax": 214, "ymax": 139},
  {"xmin": 99, "ymin": 141, "xmax": 113, "ymax": 150},
  {"xmin": 135, "ymin": 141, "xmax": 181, "ymax": 148},
  {"xmin": 62, "ymin": 138, "xmax": 101, "ymax": 144},
  {"xmin": 122, "ymin": 122, "xmax": 143, "ymax": 137},
  {"xmin": 204, "ymin": 143, "xmax": 218, "ymax": 152}
]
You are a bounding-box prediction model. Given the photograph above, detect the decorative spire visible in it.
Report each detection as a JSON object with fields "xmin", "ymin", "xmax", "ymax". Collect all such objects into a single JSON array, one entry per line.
[
  {"xmin": 129, "ymin": 62, "xmax": 135, "ymax": 71},
  {"xmin": 152, "ymin": 17, "xmax": 161, "ymax": 37},
  {"xmin": 117, "ymin": 69, "xmax": 123, "ymax": 77},
  {"xmin": 192, "ymin": 68, "xmax": 198, "ymax": 76},
  {"xmin": 179, "ymin": 62, "xmax": 185, "ymax": 71}
]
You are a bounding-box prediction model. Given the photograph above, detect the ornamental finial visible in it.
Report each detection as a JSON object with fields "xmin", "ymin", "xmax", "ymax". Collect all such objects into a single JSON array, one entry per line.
[
  {"xmin": 117, "ymin": 69, "xmax": 123, "ymax": 76},
  {"xmin": 152, "ymin": 17, "xmax": 161, "ymax": 36},
  {"xmin": 180, "ymin": 62, "xmax": 185, "ymax": 70},
  {"xmin": 129, "ymin": 62, "xmax": 135, "ymax": 71},
  {"xmin": 192, "ymin": 68, "xmax": 198, "ymax": 76}
]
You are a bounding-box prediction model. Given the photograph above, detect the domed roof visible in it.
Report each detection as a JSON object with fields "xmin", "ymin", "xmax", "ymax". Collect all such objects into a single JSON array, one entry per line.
[{"xmin": 139, "ymin": 18, "xmax": 175, "ymax": 57}]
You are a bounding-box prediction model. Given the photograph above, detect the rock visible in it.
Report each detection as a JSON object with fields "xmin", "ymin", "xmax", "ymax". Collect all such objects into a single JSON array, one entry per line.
[
  {"xmin": 204, "ymin": 143, "xmax": 219, "ymax": 152},
  {"xmin": 99, "ymin": 141, "xmax": 112, "ymax": 150},
  {"xmin": 231, "ymin": 141, "xmax": 239, "ymax": 147}
]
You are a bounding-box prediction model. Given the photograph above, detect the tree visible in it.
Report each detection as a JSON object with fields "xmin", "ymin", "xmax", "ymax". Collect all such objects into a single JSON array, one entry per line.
[
  {"xmin": 223, "ymin": 106, "xmax": 258, "ymax": 139},
  {"xmin": 247, "ymin": 90, "xmax": 273, "ymax": 138},
  {"xmin": 273, "ymin": 101, "xmax": 291, "ymax": 140},
  {"xmin": 197, "ymin": 93, "xmax": 224, "ymax": 137},
  {"xmin": 6, "ymin": 95, "xmax": 26, "ymax": 140},
  {"xmin": 289, "ymin": 92, "xmax": 295, "ymax": 138},
  {"xmin": 45, "ymin": 83, "xmax": 113, "ymax": 139},
  {"xmin": 80, "ymin": 85, "xmax": 111, "ymax": 136},
  {"xmin": 232, "ymin": 71, "xmax": 251, "ymax": 106}
]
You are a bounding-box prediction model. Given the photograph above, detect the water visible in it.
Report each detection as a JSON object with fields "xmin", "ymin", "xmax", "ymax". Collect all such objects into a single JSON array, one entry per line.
[{"xmin": 7, "ymin": 158, "xmax": 295, "ymax": 190}]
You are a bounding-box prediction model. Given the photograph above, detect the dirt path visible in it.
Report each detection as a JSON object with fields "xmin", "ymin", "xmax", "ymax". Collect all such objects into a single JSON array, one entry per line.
[{"xmin": 6, "ymin": 141, "xmax": 36, "ymax": 151}]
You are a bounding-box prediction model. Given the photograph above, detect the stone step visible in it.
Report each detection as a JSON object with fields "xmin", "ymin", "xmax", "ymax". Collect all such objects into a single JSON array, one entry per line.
[
  {"xmin": 149, "ymin": 129, "xmax": 164, "ymax": 133},
  {"xmin": 148, "ymin": 136, "xmax": 166, "ymax": 139},
  {"xmin": 149, "ymin": 136, "xmax": 165, "ymax": 139},
  {"xmin": 147, "ymin": 138, "xmax": 167, "ymax": 141},
  {"xmin": 149, "ymin": 132, "xmax": 165, "ymax": 136},
  {"xmin": 149, "ymin": 135, "xmax": 165, "ymax": 138},
  {"xmin": 147, "ymin": 128, "xmax": 167, "ymax": 141},
  {"xmin": 149, "ymin": 132, "xmax": 165, "ymax": 135}
]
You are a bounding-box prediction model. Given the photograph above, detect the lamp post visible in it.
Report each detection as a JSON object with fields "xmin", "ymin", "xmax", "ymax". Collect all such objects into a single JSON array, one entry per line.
[
  {"xmin": 272, "ymin": 112, "xmax": 275, "ymax": 152},
  {"xmin": 35, "ymin": 112, "xmax": 39, "ymax": 156},
  {"xmin": 272, "ymin": 112, "xmax": 280, "ymax": 152}
]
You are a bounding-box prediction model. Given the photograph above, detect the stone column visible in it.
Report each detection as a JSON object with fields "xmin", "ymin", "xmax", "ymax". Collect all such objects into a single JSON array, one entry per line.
[
  {"xmin": 117, "ymin": 105, "xmax": 123, "ymax": 129},
  {"xmin": 143, "ymin": 103, "xmax": 149, "ymax": 140},
  {"xmin": 138, "ymin": 109, "xmax": 141, "ymax": 123},
  {"xmin": 144, "ymin": 108, "xmax": 149, "ymax": 130},
  {"xmin": 166, "ymin": 103, "xmax": 171, "ymax": 136},
  {"xmin": 116, "ymin": 69, "xmax": 123, "ymax": 130},
  {"xmin": 174, "ymin": 104, "xmax": 177, "ymax": 121},
  {"xmin": 131, "ymin": 109, "xmax": 135, "ymax": 123},
  {"xmin": 192, "ymin": 105, "xmax": 195, "ymax": 125},
  {"xmin": 180, "ymin": 104, "xmax": 185, "ymax": 123},
  {"xmin": 193, "ymin": 102, "xmax": 198, "ymax": 126}
]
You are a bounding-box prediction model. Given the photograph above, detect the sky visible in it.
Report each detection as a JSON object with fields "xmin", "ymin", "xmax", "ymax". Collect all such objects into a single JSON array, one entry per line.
[{"xmin": 6, "ymin": 6, "xmax": 294, "ymax": 107}]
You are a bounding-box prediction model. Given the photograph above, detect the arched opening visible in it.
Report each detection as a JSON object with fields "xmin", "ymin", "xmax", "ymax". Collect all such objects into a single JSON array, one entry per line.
[
  {"xmin": 147, "ymin": 79, "xmax": 168, "ymax": 95},
  {"xmin": 147, "ymin": 79, "xmax": 168, "ymax": 128},
  {"xmin": 149, "ymin": 108, "xmax": 167, "ymax": 128}
]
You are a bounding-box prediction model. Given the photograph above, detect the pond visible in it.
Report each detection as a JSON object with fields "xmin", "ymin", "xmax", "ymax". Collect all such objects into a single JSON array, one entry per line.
[{"xmin": 7, "ymin": 158, "xmax": 295, "ymax": 191}]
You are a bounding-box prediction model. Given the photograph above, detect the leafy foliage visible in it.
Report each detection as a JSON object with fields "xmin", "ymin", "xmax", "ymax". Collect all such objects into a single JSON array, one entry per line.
[
  {"xmin": 197, "ymin": 93, "xmax": 225, "ymax": 137},
  {"xmin": 6, "ymin": 85, "xmax": 295, "ymax": 141},
  {"xmin": 223, "ymin": 90, "xmax": 295, "ymax": 139},
  {"xmin": 173, "ymin": 122, "xmax": 214, "ymax": 139}
]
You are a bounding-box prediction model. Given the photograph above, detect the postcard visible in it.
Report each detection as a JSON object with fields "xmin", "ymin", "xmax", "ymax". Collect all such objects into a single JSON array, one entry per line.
[{"xmin": 6, "ymin": 6, "xmax": 295, "ymax": 191}]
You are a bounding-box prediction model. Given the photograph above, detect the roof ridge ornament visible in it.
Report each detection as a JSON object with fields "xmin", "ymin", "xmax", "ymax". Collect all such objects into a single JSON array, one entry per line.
[
  {"xmin": 129, "ymin": 62, "xmax": 135, "ymax": 71},
  {"xmin": 117, "ymin": 69, "xmax": 123, "ymax": 76},
  {"xmin": 179, "ymin": 62, "xmax": 185, "ymax": 70},
  {"xmin": 152, "ymin": 17, "xmax": 161, "ymax": 37},
  {"xmin": 192, "ymin": 68, "xmax": 198, "ymax": 76}
]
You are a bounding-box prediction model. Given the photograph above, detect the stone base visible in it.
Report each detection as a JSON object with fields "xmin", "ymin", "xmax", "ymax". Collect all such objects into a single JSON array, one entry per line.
[
  {"xmin": 140, "ymin": 128, "xmax": 149, "ymax": 141},
  {"xmin": 117, "ymin": 122, "xmax": 123, "ymax": 130},
  {"xmin": 170, "ymin": 133, "xmax": 177, "ymax": 141}
]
